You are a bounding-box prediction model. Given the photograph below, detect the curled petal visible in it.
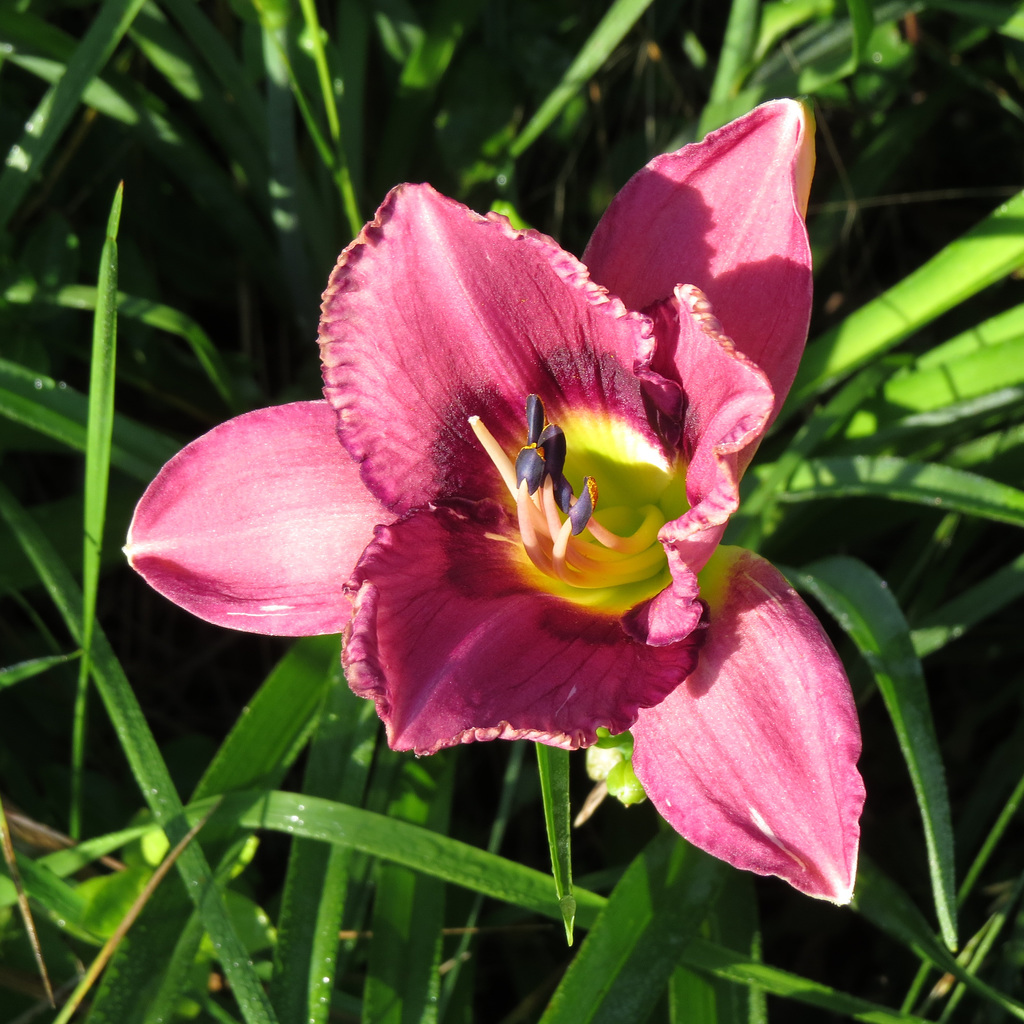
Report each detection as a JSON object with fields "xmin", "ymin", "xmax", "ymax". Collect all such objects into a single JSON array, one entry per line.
[
  {"xmin": 654, "ymin": 286, "xmax": 775, "ymax": 576},
  {"xmin": 319, "ymin": 183, "xmax": 658, "ymax": 514},
  {"xmin": 126, "ymin": 401, "xmax": 388, "ymax": 636},
  {"xmin": 632, "ymin": 547, "xmax": 864, "ymax": 903},
  {"xmin": 584, "ymin": 99, "xmax": 814, "ymax": 410},
  {"xmin": 344, "ymin": 501, "xmax": 704, "ymax": 754}
]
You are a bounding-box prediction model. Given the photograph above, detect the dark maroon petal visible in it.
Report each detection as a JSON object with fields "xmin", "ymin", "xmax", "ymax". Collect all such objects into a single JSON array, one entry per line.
[
  {"xmin": 584, "ymin": 100, "xmax": 814, "ymax": 411},
  {"xmin": 126, "ymin": 401, "xmax": 388, "ymax": 636},
  {"xmin": 319, "ymin": 183, "xmax": 657, "ymax": 513},
  {"xmin": 343, "ymin": 502, "xmax": 703, "ymax": 754},
  {"xmin": 633, "ymin": 547, "xmax": 864, "ymax": 903}
]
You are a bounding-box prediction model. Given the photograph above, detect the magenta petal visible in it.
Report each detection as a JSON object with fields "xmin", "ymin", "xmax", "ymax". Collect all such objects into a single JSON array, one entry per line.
[
  {"xmin": 584, "ymin": 99, "xmax": 814, "ymax": 409},
  {"xmin": 654, "ymin": 286, "xmax": 775, "ymax": 577},
  {"xmin": 126, "ymin": 401, "xmax": 388, "ymax": 636},
  {"xmin": 319, "ymin": 183, "xmax": 656, "ymax": 513},
  {"xmin": 632, "ymin": 547, "xmax": 864, "ymax": 903},
  {"xmin": 344, "ymin": 502, "xmax": 704, "ymax": 755}
]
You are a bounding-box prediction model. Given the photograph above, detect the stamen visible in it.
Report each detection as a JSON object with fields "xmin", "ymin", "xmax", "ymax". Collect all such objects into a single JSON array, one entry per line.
[
  {"xmin": 525, "ymin": 394, "xmax": 545, "ymax": 446},
  {"xmin": 568, "ymin": 477, "xmax": 598, "ymax": 536},
  {"xmin": 517, "ymin": 480, "xmax": 553, "ymax": 573},
  {"xmin": 515, "ymin": 444, "xmax": 546, "ymax": 494},
  {"xmin": 469, "ymin": 416, "xmax": 517, "ymax": 498},
  {"xmin": 538, "ymin": 424, "xmax": 573, "ymax": 512},
  {"xmin": 585, "ymin": 505, "xmax": 664, "ymax": 554},
  {"xmin": 539, "ymin": 477, "xmax": 565, "ymax": 540}
]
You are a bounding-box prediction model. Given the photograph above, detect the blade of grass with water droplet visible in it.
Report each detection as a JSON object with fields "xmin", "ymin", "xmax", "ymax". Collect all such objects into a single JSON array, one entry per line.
[
  {"xmin": 538, "ymin": 834, "xmax": 724, "ymax": 1024},
  {"xmin": 536, "ymin": 743, "xmax": 575, "ymax": 944},
  {"xmin": 0, "ymin": 483, "xmax": 279, "ymax": 1024},
  {"xmin": 73, "ymin": 182, "xmax": 122, "ymax": 838},
  {"xmin": 228, "ymin": 790, "xmax": 607, "ymax": 929}
]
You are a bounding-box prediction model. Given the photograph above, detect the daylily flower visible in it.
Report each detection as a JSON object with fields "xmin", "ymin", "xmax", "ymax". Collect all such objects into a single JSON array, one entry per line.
[{"xmin": 126, "ymin": 100, "xmax": 864, "ymax": 902}]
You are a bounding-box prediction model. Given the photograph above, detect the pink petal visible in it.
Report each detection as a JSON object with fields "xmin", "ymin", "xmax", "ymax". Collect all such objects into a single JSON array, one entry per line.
[
  {"xmin": 126, "ymin": 401, "xmax": 389, "ymax": 636},
  {"xmin": 584, "ymin": 99, "xmax": 814, "ymax": 410},
  {"xmin": 658, "ymin": 286, "xmax": 775, "ymax": 572},
  {"xmin": 319, "ymin": 183, "xmax": 658, "ymax": 514},
  {"xmin": 632, "ymin": 547, "xmax": 864, "ymax": 903},
  {"xmin": 628, "ymin": 289, "xmax": 774, "ymax": 644},
  {"xmin": 343, "ymin": 501, "xmax": 705, "ymax": 755}
]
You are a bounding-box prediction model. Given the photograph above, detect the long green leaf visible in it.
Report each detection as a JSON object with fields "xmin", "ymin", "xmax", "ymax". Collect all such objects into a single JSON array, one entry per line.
[
  {"xmin": 0, "ymin": 0, "xmax": 147, "ymax": 228},
  {"xmin": 910, "ymin": 551, "xmax": 1024, "ymax": 657},
  {"xmin": 536, "ymin": 743, "xmax": 575, "ymax": 943},
  {"xmin": 780, "ymin": 456, "xmax": 1024, "ymax": 528},
  {"xmin": 789, "ymin": 557, "xmax": 957, "ymax": 950},
  {"xmin": 790, "ymin": 188, "xmax": 1024, "ymax": 409},
  {"xmin": 854, "ymin": 858, "xmax": 1024, "ymax": 1020},
  {"xmin": 74, "ymin": 183, "xmax": 122, "ymax": 838},
  {"xmin": 539, "ymin": 834, "xmax": 724, "ymax": 1024},
  {"xmin": 680, "ymin": 936, "xmax": 933, "ymax": 1024},
  {"xmin": 510, "ymin": 0, "xmax": 655, "ymax": 157},
  {"xmin": 228, "ymin": 790, "xmax": 608, "ymax": 928},
  {"xmin": 0, "ymin": 483, "xmax": 279, "ymax": 1024}
]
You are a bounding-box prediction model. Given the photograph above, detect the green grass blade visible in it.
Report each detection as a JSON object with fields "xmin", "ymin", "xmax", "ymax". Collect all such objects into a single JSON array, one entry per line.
[
  {"xmin": 680, "ymin": 936, "xmax": 933, "ymax": 1024},
  {"xmin": 0, "ymin": 483, "xmax": 279, "ymax": 1024},
  {"xmin": 0, "ymin": 651, "xmax": 79, "ymax": 690},
  {"xmin": 364, "ymin": 756, "xmax": 453, "ymax": 1024},
  {"xmin": 230, "ymin": 790, "xmax": 608, "ymax": 928},
  {"xmin": 270, "ymin": 676, "xmax": 378, "ymax": 1024},
  {"xmin": 0, "ymin": 0, "xmax": 147, "ymax": 229},
  {"xmin": 4, "ymin": 282, "xmax": 241, "ymax": 412},
  {"xmin": 789, "ymin": 557, "xmax": 957, "ymax": 950},
  {"xmin": 780, "ymin": 456, "xmax": 1024, "ymax": 528},
  {"xmin": 698, "ymin": 0, "xmax": 760, "ymax": 136},
  {"xmin": 910, "ymin": 551, "xmax": 1024, "ymax": 657},
  {"xmin": 538, "ymin": 834, "xmax": 724, "ymax": 1024},
  {"xmin": 0, "ymin": 359, "xmax": 177, "ymax": 479},
  {"xmin": 192, "ymin": 635, "xmax": 340, "ymax": 801},
  {"xmin": 536, "ymin": 743, "xmax": 575, "ymax": 944},
  {"xmin": 854, "ymin": 857, "xmax": 1024, "ymax": 1020},
  {"xmin": 790, "ymin": 188, "xmax": 1024, "ymax": 409},
  {"xmin": 73, "ymin": 182, "xmax": 122, "ymax": 838},
  {"xmin": 510, "ymin": 0, "xmax": 655, "ymax": 158}
]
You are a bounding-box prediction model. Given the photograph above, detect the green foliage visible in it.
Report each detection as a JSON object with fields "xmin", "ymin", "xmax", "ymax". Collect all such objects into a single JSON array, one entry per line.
[{"xmin": 2, "ymin": 0, "xmax": 1024, "ymax": 1020}]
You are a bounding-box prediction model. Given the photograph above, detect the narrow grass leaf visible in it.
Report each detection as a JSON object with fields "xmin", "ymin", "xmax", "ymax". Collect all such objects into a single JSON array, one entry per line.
[
  {"xmin": 789, "ymin": 188, "xmax": 1024, "ymax": 409},
  {"xmin": 0, "ymin": 651, "xmax": 79, "ymax": 690},
  {"xmin": 230, "ymin": 790, "xmax": 608, "ymax": 928},
  {"xmin": 680, "ymin": 936, "xmax": 932, "ymax": 1024},
  {"xmin": 698, "ymin": 0, "xmax": 760, "ymax": 136},
  {"xmin": 536, "ymin": 743, "xmax": 575, "ymax": 944},
  {"xmin": 0, "ymin": 483, "xmax": 279, "ymax": 1024},
  {"xmin": 781, "ymin": 456, "xmax": 1024, "ymax": 528},
  {"xmin": 74, "ymin": 182, "xmax": 122, "ymax": 838},
  {"xmin": 0, "ymin": 0, "xmax": 147, "ymax": 229},
  {"xmin": 270, "ymin": 677, "xmax": 378, "ymax": 1024},
  {"xmin": 0, "ymin": 797, "xmax": 54, "ymax": 1005},
  {"xmin": 538, "ymin": 834, "xmax": 724, "ymax": 1024},
  {"xmin": 0, "ymin": 357, "xmax": 177, "ymax": 480},
  {"xmin": 52, "ymin": 805, "xmax": 216, "ymax": 1024},
  {"xmin": 790, "ymin": 556, "xmax": 957, "ymax": 950},
  {"xmin": 510, "ymin": 0, "xmax": 654, "ymax": 157},
  {"xmin": 192, "ymin": 634, "xmax": 339, "ymax": 801},
  {"xmin": 910, "ymin": 551, "xmax": 1024, "ymax": 657},
  {"xmin": 364, "ymin": 756, "xmax": 453, "ymax": 1024},
  {"xmin": 854, "ymin": 858, "xmax": 1024, "ymax": 1020}
]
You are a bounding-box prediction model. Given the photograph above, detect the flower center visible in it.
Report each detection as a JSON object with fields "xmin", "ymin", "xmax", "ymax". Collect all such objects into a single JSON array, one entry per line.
[{"xmin": 470, "ymin": 395, "xmax": 683, "ymax": 610}]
